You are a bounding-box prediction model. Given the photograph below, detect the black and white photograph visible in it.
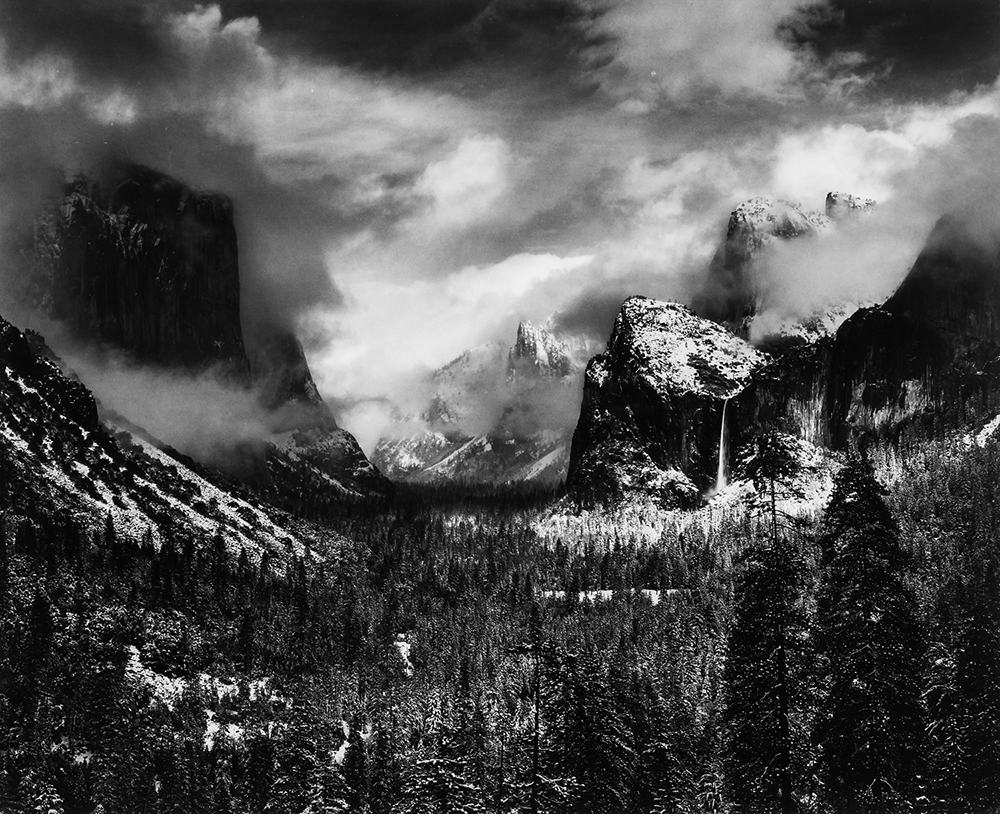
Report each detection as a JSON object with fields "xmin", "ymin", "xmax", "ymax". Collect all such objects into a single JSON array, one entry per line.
[{"xmin": 0, "ymin": 0, "xmax": 998, "ymax": 811}]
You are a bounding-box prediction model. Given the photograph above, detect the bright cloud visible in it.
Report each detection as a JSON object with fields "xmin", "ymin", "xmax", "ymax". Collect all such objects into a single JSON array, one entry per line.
[{"xmin": 413, "ymin": 135, "xmax": 512, "ymax": 229}]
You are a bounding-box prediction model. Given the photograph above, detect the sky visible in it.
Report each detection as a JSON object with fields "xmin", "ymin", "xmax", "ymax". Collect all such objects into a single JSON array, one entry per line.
[{"xmin": 0, "ymin": 0, "xmax": 999, "ymax": 451}]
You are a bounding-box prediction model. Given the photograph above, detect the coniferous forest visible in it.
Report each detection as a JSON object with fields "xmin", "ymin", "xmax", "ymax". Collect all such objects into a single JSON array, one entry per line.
[{"xmin": 2, "ymin": 432, "xmax": 999, "ymax": 814}]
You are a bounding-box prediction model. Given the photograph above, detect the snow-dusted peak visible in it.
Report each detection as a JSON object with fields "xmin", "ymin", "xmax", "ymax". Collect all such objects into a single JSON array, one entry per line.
[
  {"xmin": 611, "ymin": 297, "xmax": 768, "ymax": 399},
  {"xmin": 728, "ymin": 197, "xmax": 830, "ymax": 254},
  {"xmin": 508, "ymin": 320, "xmax": 573, "ymax": 379},
  {"xmin": 825, "ymin": 191, "xmax": 876, "ymax": 220}
]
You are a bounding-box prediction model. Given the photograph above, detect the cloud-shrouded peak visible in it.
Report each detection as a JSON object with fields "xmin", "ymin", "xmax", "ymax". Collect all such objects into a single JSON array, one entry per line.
[{"xmin": 0, "ymin": 0, "xmax": 997, "ymax": 451}]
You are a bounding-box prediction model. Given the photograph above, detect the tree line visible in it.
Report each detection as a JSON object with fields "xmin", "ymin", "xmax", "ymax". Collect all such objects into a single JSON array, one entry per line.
[{"xmin": 0, "ymin": 437, "xmax": 998, "ymax": 813}]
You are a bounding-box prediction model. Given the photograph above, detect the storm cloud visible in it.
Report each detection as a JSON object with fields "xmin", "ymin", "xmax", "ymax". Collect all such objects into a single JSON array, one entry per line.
[{"xmin": 0, "ymin": 0, "xmax": 998, "ymax": 454}]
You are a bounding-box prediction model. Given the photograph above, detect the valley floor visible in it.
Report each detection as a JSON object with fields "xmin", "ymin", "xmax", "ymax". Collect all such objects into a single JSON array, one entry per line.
[{"xmin": 2, "ymin": 429, "xmax": 1000, "ymax": 814}]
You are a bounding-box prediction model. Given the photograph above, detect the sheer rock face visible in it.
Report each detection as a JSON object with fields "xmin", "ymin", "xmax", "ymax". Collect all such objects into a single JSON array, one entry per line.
[
  {"xmin": 54, "ymin": 168, "xmax": 250, "ymax": 380},
  {"xmin": 45, "ymin": 166, "xmax": 387, "ymax": 499},
  {"xmin": 822, "ymin": 215, "xmax": 1000, "ymax": 446},
  {"xmin": 566, "ymin": 298, "xmax": 768, "ymax": 508},
  {"xmin": 752, "ymin": 215, "xmax": 1000, "ymax": 449}
]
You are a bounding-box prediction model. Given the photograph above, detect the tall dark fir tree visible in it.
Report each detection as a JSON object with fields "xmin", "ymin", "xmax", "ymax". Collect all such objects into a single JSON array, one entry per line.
[
  {"xmin": 723, "ymin": 535, "xmax": 812, "ymax": 814},
  {"xmin": 815, "ymin": 453, "xmax": 925, "ymax": 813}
]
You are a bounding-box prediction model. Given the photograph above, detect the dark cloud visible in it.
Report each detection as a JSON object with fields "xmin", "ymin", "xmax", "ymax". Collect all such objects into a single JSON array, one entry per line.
[
  {"xmin": 220, "ymin": 0, "xmax": 606, "ymax": 94},
  {"xmin": 220, "ymin": 0, "xmax": 489, "ymax": 67},
  {"xmin": 0, "ymin": 0, "xmax": 182, "ymax": 83},
  {"xmin": 799, "ymin": 0, "xmax": 1000, "ymax": 100},
  {"xmin": 0, "ymin": 103, "xmax": 344, "ymax": 341},
  {"xmin": 550, "ymin": 287, "xmax": 623, "ymax": 342}
]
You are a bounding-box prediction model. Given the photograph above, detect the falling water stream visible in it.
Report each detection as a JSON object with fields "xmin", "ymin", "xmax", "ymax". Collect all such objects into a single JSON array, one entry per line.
[{"xmin": 715, "ymin": 398, "xmax": 729, "ymax": 493}]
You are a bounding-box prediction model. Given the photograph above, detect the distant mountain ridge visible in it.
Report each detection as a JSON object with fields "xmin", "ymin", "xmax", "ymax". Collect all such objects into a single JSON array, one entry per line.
[{"xmin": 373, "ymin": 320, "xmax": 598, "ymax": 484}]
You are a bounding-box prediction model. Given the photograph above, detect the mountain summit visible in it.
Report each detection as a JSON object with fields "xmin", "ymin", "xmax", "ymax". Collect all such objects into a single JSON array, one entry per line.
[{"xmin": 373, "ymin": 320, "xmax": 595, "ymax": 483}]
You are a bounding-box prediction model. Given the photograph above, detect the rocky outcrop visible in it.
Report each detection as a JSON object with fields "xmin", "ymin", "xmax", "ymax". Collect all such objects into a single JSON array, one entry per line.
[
  {"xmin": 508, "ymin": 320, "xmax": 573, "ymax": 380},
  {"xmin": 53, "ymin": 168, "xmax": 250, "ymax": 379},
  {"xmin": 693, "ymin": 197, "xmax": 830, "ymax": 335},
  {"xmin": 826, "ymin": 191, "xmax": 876, "ymax": 220},
  {"xmin": 566, "ymin": 298, "xmax": 768, "ymax": 507}
]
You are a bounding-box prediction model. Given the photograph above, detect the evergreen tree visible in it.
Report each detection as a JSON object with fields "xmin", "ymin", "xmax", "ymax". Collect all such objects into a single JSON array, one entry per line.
[
  {"xmin": 723, "ymin": 537, "xmax": 811, "ymax": 814},
  {"xmin": 815, "ymin": 453, "xmax": 925, "ymax": 813},
  {"xmin": 952, "ymin": 560, "xmax": 1000, "ymax": 811},
  {"xmin": 543, "ymin": 650, "xmax": 634, "ymax": 814},
  {"xmin": 925, "ymin": 555, "xmax": 1000, "ymax": 811},
  {"xmin": 392, "ymin": 725, "xmax": 486, "ymax": 814},
  {"xmin": 343, "ymin": 719, "xmax": 371, "ymax": 811}
]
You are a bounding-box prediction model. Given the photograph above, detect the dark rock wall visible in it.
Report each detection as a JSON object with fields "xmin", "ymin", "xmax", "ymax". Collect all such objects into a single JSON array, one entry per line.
[
  {"xmin": 752, "ymin": 216, "xmax": 1000, "ymax": 451},
  {"xmin": 53, "ymin": 168, "xmax": 249, "ymax": 380}
]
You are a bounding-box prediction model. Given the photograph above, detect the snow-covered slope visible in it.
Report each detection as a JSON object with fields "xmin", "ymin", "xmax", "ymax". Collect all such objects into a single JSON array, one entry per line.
[{"xmin": 0, "ymin": 314, "xmax": 341, "ymax": 561}]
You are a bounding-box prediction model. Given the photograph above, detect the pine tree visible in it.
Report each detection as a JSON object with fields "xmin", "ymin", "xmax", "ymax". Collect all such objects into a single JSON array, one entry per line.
[
  {"xmin": 370, "ymin": 722, "xmax": 403, "ymax": 814},
  {"xmin": 543, "ymin": 650, "xmax": 634, "ymax": 814},
  {"xmin": 392, "ymin": 723, "xmax": 487, "ymax": 814},
  {"xmin": 815, "ymin": 453, "xmax": 925, "ymax": 813},
  {"xmin": 953, "ymin": 560, "xmax": 1000, "ymax": 811},
  {"xmin": 723, "ymin": 537, "xmax": 811, "ymax": 814},
  {"xmin": 342, "ymin": 719, "xmax": 370, "ymax": 811},
  {"xmin": 926, "ymin": 555, "xmax": 1000, "ymax": 811}
]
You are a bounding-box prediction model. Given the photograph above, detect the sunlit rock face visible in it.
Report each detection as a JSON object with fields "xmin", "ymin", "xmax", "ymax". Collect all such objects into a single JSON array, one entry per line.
[{"xmin": 566, "ymin": 297, "xmax": 768, "ymax": 508}]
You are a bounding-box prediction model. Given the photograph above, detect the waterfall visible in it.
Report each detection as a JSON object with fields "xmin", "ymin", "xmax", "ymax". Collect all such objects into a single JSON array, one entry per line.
[{"xmin": 715, "ymin": 398, "xmax": 729, "ymax": 493}]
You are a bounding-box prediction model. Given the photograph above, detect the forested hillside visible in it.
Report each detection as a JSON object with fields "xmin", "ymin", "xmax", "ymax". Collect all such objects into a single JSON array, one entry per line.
[{"xmin": 2, "ymin": 431, "xmax": 998, "ymax": 814}]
